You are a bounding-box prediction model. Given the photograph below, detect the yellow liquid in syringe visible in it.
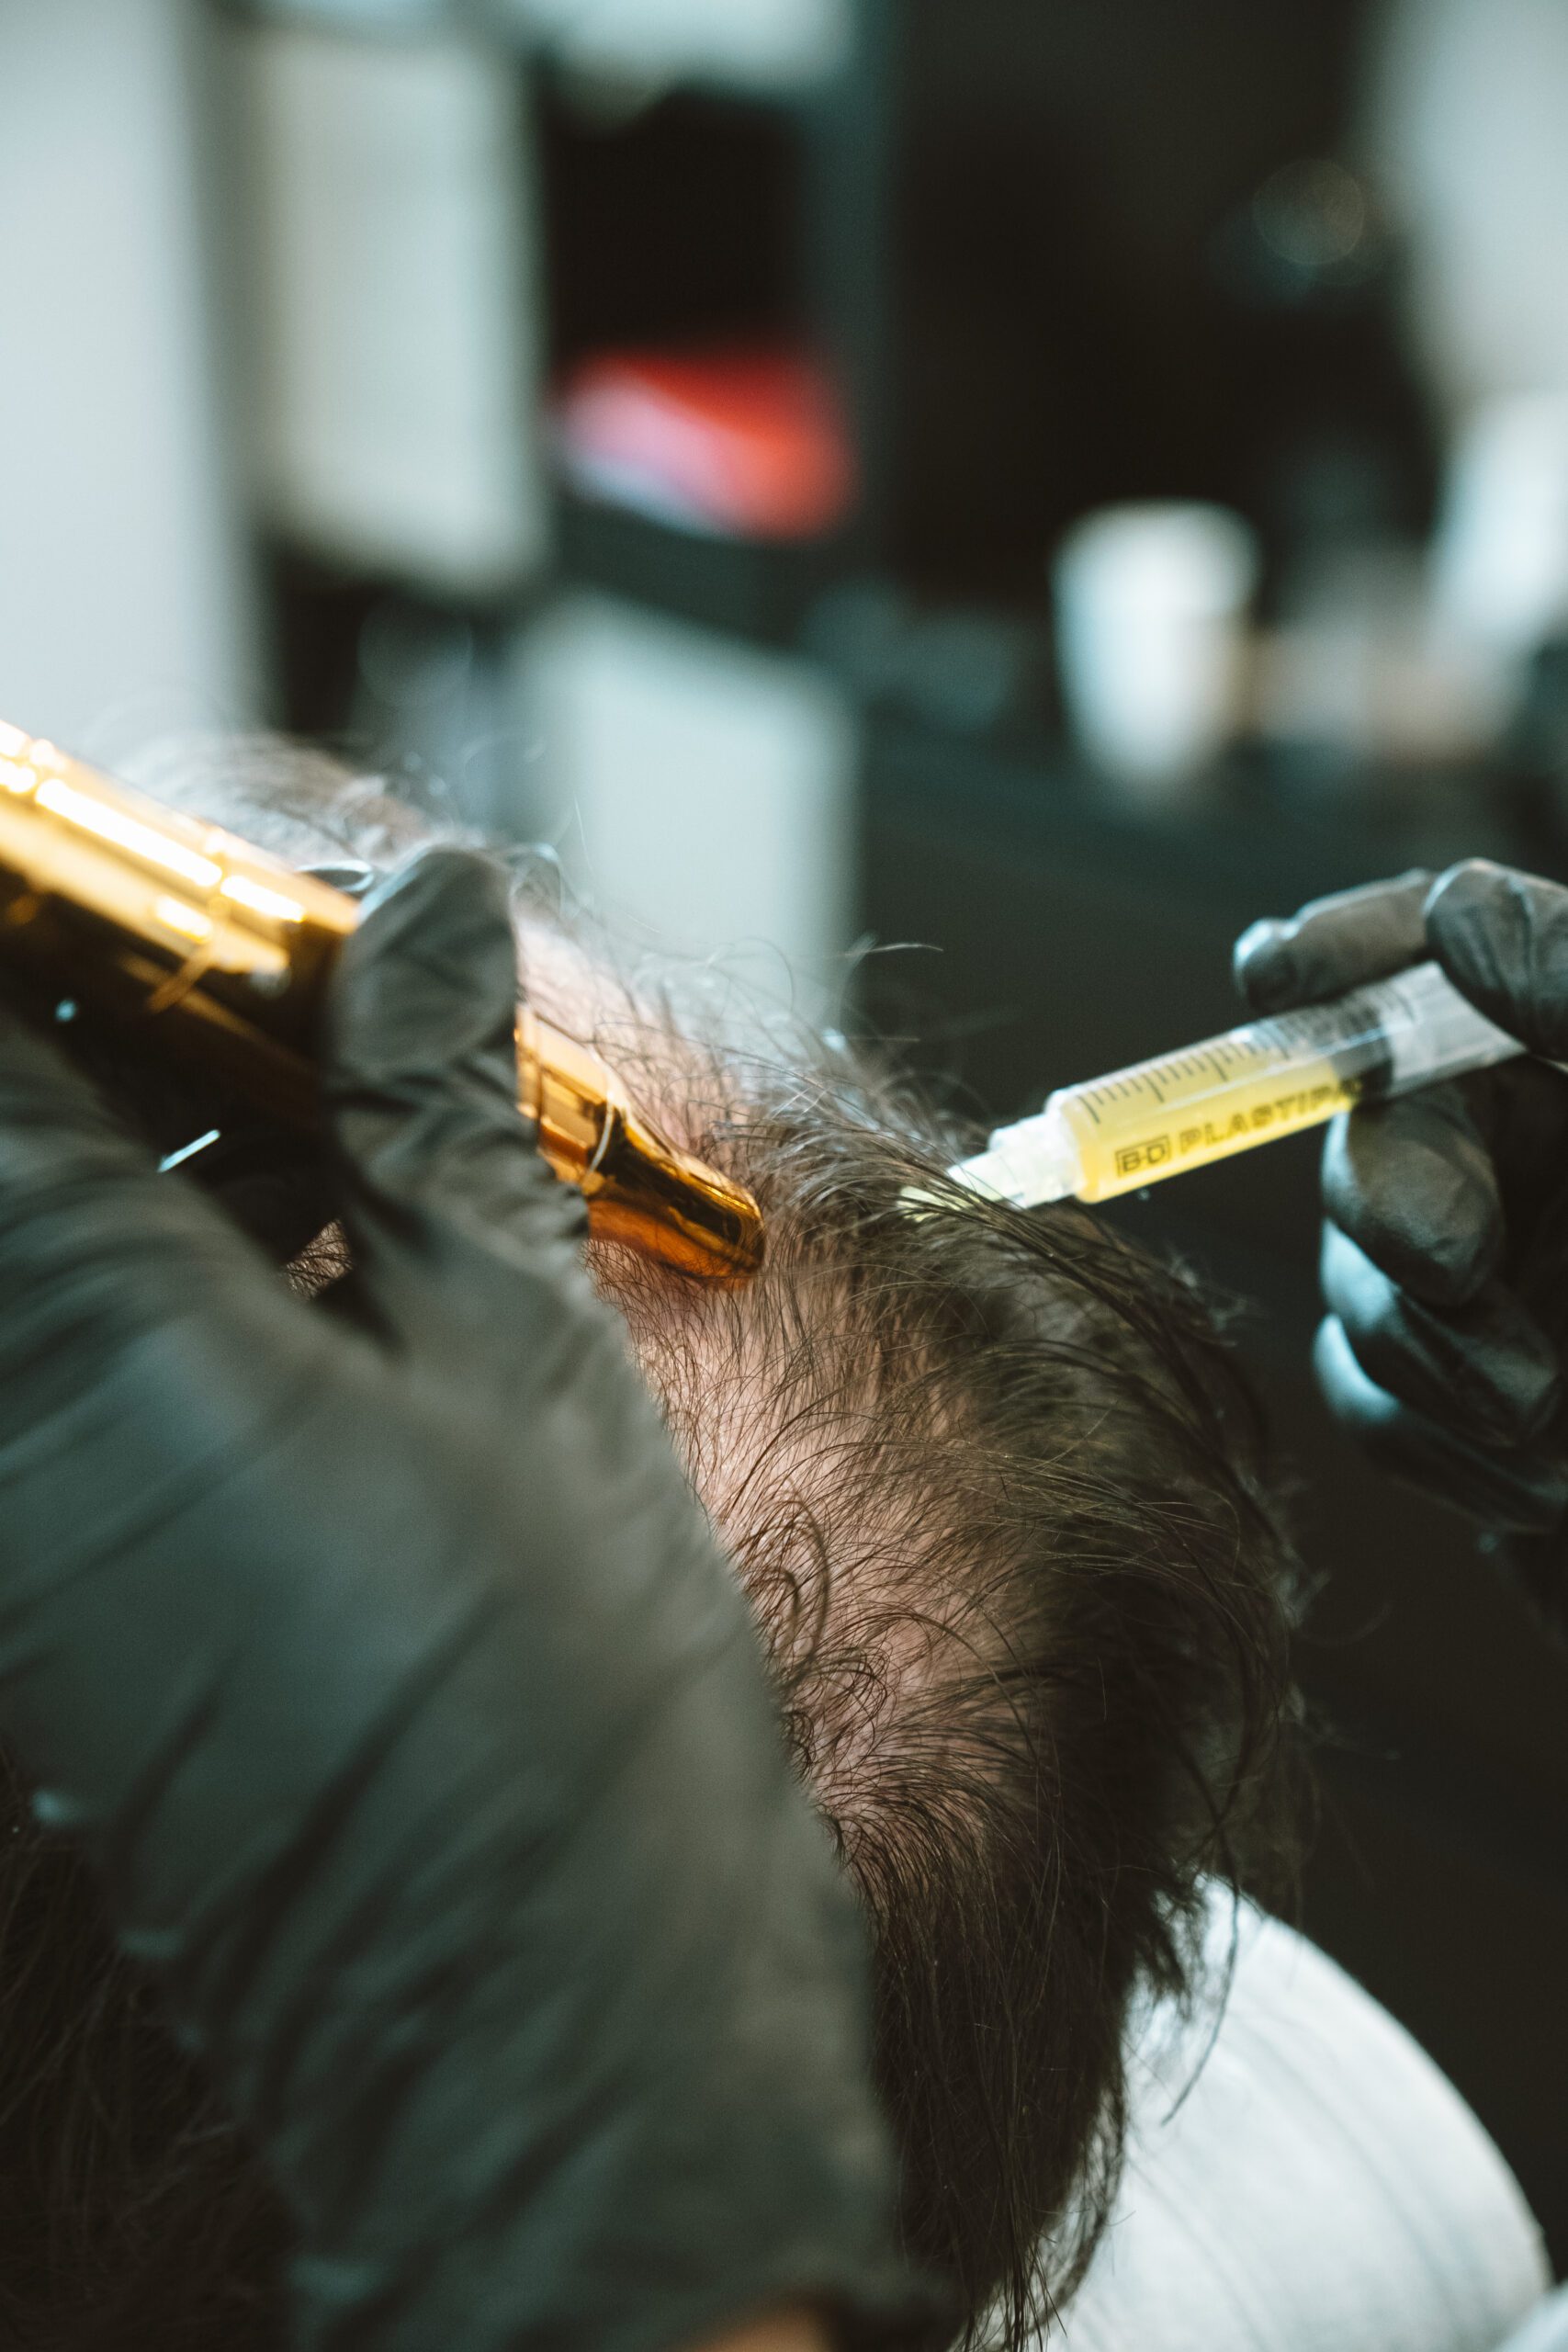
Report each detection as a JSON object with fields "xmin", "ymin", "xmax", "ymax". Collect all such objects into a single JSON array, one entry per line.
[
  {"xmin": 951, "ymin": 964, "xmax": 1528, "ymax": 1215},
  {"xmin": 1053, "ymin": 1043, "xmax": 1366, "ymax": 1204}
]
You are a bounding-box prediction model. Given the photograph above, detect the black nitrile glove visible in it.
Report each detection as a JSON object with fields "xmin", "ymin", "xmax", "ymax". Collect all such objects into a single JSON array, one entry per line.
[
  {"xmin": 0, "ymin": 848, "xmax": 930, "ymax": 2352},
  {"xmin": 43, "ymin": 857, "xmax": 380, "ymax": 1263},
  {"xmin": 1234, "ymin": 861, "xmax": 1568, "ymax": 1627}
]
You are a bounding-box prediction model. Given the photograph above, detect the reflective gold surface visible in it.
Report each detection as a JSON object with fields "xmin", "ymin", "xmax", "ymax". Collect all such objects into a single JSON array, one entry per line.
[
  {"xmin": 517, "ymin": 1006, "xmax": 764, "ymax": 1281},
  {"xmin": 0, "ymin": 722, "xmax": 764, "ymax": 1283}
]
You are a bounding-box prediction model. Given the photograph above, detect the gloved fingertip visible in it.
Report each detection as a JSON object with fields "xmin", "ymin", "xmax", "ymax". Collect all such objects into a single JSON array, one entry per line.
[
  {"xmin": 1238, "ymin": 871, "xmax": 1436, "ymax": 1013},
  {"xmin": 1424, "ymin": 857, "xmax": 1508, "ymax": 917},
  {"xmin": 1232, "ymin": 919, "xmax": 1300, "ymax": 1012},
  {"xmin": 355, "ymin": 846, "xmax": 513, "ymax": 971},
  {"xmin": 1423, "ymin": 862, "xmax": 1514, "ymax": 987},
  {"xmin": 1427, "ymin": 859, "xmax": 1568, "ymax": 1060},
  {"xmin": 333, "ymin": 848, "xmax": 519, "ymax": 1091}
]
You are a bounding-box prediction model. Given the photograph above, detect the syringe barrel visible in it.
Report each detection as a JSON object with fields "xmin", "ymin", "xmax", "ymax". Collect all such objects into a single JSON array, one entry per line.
[
  {"xmin": 1225, "ymin": 959, "xmax": 1524, "ymax": 1103},
  {"xmin": 982, "ymin": 961, "xmax": 1524, "ymax": 1207},
  {"xmin": 1361, "ymin": 960, "xmax": 1524, "ymax": 1091}
]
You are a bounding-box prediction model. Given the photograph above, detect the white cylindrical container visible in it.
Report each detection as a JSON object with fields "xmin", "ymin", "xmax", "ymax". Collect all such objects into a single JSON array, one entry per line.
[{"xmin": 1054, "ymin": 503, "xmax": 1259, "ymax": 803}]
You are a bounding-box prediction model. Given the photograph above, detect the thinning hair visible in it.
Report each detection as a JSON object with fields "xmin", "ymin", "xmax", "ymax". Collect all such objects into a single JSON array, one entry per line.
[{"xmin": 0, "ymin": 743, "xmax": 1304, "ymax": 2349}]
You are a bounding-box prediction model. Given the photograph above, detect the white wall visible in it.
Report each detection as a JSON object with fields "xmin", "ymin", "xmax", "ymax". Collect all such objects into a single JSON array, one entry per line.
[
  {"xmin": 507, "ymin": 0, "xmax": 850, "ymax": 95},
  {"xmin": 1369, "ymin": 0, "xmax": 1568, "ymax": 413},
  {"xmin": 236, "ymin": 19, "xmax": 548, "ymax": 594},
  {"xmin": 518, "ymin": 595, "xmax": 858, "ymax": 1015},
  {"xmin": 0, "ymin": 0, "xmax": 256, "ymax": 761}
]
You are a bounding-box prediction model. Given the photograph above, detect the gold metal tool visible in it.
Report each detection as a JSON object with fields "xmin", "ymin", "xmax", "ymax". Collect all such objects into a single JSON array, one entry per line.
[{"xmin": 0, "ymin": 721, "xmax": 764, "ymax": 1282}]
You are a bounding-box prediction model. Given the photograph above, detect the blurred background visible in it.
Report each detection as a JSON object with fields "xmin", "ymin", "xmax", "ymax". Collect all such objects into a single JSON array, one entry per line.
[{"xmin": 5, "ymin": 0, "xmax": 1568, "ymax": 2268}]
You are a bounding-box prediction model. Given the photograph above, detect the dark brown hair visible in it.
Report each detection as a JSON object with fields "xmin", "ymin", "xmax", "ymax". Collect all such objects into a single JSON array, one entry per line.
[
  {"xmin": 605, "ymin": 1061, "xmax": 1303, "ymax": 2344},
  {"xmin": 0, "ymin": 745, "xmax": 1304, "ymax": 2348}
]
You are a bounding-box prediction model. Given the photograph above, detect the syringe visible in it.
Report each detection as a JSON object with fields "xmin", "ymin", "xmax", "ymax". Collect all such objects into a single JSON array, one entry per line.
[{"xmin": 950, "ymin": 962, "xmax": 1531, "ymax": 1209}]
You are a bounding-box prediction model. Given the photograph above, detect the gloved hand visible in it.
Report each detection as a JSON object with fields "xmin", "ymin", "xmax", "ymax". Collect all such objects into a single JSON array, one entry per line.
[
  {"xmin": 43, "ymin": 856, "xmax": 380, "ymax": 1263},
  {"xmin": 1234, "ymin": 861, "xmax": 1568, "ymax": 1625},
  {"xmin": 0, "ymin": 848, "xmax": 931, "ymax": 2352}
]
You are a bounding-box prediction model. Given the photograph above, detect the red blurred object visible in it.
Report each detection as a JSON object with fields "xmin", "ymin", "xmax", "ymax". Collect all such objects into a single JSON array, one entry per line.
[{"xmin": 555, "ymin": 343, "xmax": 855, "ymax": 541}]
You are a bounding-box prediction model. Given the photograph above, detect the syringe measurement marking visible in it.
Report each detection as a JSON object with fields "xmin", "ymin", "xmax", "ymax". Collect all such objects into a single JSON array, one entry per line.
[
  {"xmin": 1075, "ymin": 1012, "xmax": 1357, "ymax": 1152},
  {"xmin": 1088, "ymin": 1046, "xmax": 1284, "ymax": 1118},
  {"xmin": 970, "ymin": 961, "xmax": 1509, "ymax": 1209}
]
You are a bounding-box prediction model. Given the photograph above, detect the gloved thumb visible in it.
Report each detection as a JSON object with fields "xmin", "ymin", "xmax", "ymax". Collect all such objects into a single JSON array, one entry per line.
[
  {"xmin": 323, "ymin": 847, "xmax": 594, "ymax": 1362},
  {"xmin": 1426, "ymin": 861, "xmax": 1568, "ymax": 1062}
]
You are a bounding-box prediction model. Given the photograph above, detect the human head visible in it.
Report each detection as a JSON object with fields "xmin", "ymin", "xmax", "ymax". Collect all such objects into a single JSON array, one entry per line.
[{"xmin": 0, "ymin": 741, "xmax": 1303, "ymax": 2348}]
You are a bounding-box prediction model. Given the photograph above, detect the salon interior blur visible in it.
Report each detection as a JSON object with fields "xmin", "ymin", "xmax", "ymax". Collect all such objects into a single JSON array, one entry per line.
[{"xmin": 5, "ymin": 0, "xmax": 1568, "ymax": 2279}]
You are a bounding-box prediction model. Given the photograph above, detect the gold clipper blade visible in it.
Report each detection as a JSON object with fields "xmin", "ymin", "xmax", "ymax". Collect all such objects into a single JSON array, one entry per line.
[{"xmin": 0, "ymin": 720, "xmax": 764, "ymax": 1283}]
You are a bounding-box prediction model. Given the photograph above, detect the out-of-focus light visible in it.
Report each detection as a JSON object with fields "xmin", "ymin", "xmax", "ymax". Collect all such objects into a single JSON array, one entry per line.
[
  {"xmin": 557, "ymin": 345, "xmax": 855, "ymax": 540},
  {"xmin": 152, "ymin": 896, "xmax": 215, "ymax": 944},
  {"xmin": 1433, "ymin": 392, "xmax": 1568, "ymax": 660},
  {"xmin": 1253, "ymin": 161, "xmax": 1371, "ymax": 274},
  {"xmin": 1054, "ymin": 503, "xmax": 1259, "ymax": 798},
  {"xmin": 220, "ymin": 874, "xmax": 305, "ymax": 924},
  {"xmin": 159, "ymin": 1128, "xmax": 221, "ymax": 1174},
  {"xmin": 36, "ymin": 778, "xmax": 223, "ymax": 890},
  {"xmin": 512, "ymin": 0, "xmax": 851, "ymax": 96}
]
